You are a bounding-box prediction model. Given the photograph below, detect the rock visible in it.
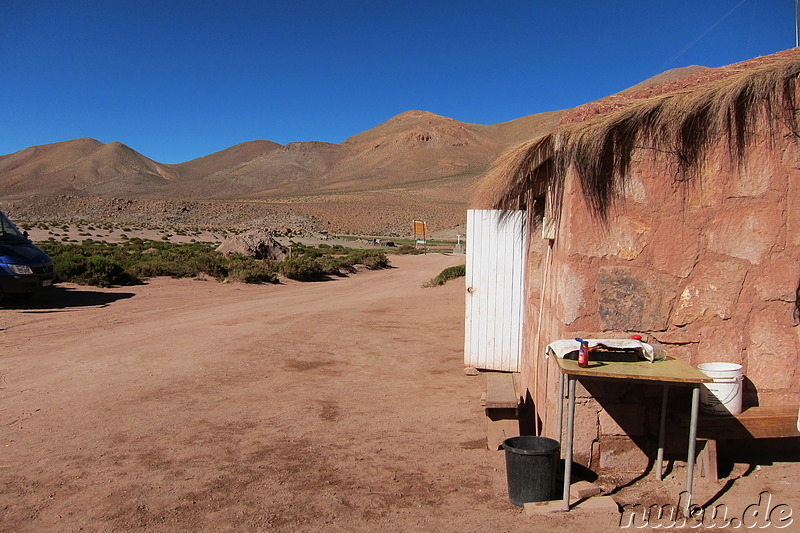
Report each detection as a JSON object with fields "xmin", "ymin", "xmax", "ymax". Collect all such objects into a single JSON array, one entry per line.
[
  {"xmin": 672, "ymin": 260, "xmax": 747, "ymax": 326},
  {"xmin": 216, "ymin": 229, "xmax": 288, "ymax": 261},
  {"xmin": 570, "ymin": 480, "xmax": 603, "ymax": 500},
  {"xmin": 597, "ymin": 266, "xmax": 676, "ymax": 331}
]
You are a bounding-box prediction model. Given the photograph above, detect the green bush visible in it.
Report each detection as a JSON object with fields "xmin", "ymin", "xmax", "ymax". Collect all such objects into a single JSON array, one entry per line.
[
  {"xmin": 53, "ymin": 253, "xmax": 139, "ymax": 287},
  {"xmin": 395, "ymin": 244, "xmax": 423, "ymax": 255},
  {"xmin": 226, "ymin": 263, "xmax": 279, "ymax": 284},
  {"xmin": 280, "ymin": 256, "xmax": 325, "ymax": 281},
  {"xmin": 360, "ymin": 252, "xmax": 390, "ymax": 270},
  {"xmin": 38, "ymin": 238, "xmax": 389, "ymax": 287},
  {"xmin": 423, "ymin": 264, "xmax": 466, "ymax": 288}
]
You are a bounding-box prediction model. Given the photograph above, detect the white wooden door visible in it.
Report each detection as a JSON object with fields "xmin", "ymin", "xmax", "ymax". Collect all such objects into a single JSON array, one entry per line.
[{"xmin": 464, "ymin": 209, "xmax": 526, "ymax": 372}]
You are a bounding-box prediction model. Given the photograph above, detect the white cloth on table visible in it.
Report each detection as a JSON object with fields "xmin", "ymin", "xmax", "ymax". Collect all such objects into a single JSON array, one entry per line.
[{"xmin": 545, "ymin": 338, "xmax": 660, "ymax": 362}]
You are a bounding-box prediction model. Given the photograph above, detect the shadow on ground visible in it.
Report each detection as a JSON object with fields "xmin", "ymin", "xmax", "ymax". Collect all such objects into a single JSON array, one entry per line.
[{"xmin": 3, "ymin": 286, "xmax": 135, "ymax": 312}]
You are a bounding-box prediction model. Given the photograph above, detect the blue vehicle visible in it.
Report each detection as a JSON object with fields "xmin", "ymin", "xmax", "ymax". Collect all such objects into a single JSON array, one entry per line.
[{"xmin": 0, "ymin": 211, "xmax": 54, "ymax": 303}]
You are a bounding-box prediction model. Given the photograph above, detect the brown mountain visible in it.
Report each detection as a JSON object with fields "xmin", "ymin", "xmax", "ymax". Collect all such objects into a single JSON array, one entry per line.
[
  {"xmin": 0, "ymin": 64, "xmax": 709, "ymax": 235},
  {"xmin": 0, "ymin": 138, "xmax": 178, "ymax": 198}
]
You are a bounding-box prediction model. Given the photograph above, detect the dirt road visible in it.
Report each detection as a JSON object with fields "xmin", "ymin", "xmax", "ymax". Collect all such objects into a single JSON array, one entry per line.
[{"xmin": 1, "ymin": 254, "xmax": 797, "ymax": 532}]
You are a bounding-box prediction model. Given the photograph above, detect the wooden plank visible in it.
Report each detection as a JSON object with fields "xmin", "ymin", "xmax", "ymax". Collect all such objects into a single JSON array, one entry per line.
[
  {"xmin": 556, "ymin": 356, "xmax": 712, "ymax": 384},
  {"xmin": 486, "ymin": 408, "xmax": 519, "ymax": 450},
  {"xmin": 485, "ymin": 372, "xmax": 518, "ymax": 409},
  {"xmin": 675, "ymin": 406, "xmax": 800, "ymax": 439},
  {"xmin": 700, "ymin": 406, "xmax": 800, "ymax": 439}
]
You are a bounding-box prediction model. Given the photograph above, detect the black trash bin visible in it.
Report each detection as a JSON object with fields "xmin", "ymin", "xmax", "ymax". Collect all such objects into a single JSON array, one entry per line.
[{"xmin": 502, "ymin": 436, "xmax": 560, "ymax": 506}]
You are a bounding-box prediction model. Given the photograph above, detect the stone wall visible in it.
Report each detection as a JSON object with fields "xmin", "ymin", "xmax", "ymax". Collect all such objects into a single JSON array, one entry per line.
[{"xmin": 518, "ymin": 132, "xmax": 800, "ymax": 472}]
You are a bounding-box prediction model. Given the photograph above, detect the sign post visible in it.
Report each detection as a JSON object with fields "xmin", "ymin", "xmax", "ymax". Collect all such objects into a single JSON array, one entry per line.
[{"xmin": 412, "ymin": 220, "xmax": 427, "ymax": 253}]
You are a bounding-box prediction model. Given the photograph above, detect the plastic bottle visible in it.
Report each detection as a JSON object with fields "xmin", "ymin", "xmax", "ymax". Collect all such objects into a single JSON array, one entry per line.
[{"xmin": 575, "ymin": 338, "xmax": 589, "ymax": 368}]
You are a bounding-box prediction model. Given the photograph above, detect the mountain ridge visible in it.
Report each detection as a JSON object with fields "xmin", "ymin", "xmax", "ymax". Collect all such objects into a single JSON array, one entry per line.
[{"xmin": 0, "ymin": 63, "xmax": 718, "ymax": 235}]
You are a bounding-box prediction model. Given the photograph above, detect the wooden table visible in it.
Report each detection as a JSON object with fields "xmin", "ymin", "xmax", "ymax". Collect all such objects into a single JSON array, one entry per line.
[{"xmin": 554, "ymin": 356, "xmax": 712, "ymax": 512}]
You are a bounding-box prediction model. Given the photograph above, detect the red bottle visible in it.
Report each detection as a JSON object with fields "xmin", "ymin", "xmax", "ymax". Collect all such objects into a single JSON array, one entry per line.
[{"xmin": 575, "ymin": 338, "xmax": 589, "ymax": 368}]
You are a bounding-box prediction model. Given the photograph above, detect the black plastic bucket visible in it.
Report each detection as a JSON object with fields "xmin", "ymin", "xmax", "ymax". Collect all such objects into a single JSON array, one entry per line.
[{"xmin": 502, "ymin": 436, "xmax": 560, "ymax": 506}]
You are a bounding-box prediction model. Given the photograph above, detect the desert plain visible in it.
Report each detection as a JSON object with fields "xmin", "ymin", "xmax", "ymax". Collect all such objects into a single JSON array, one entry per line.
[{"xmin": 2, "ymin": 253, "xmax": 799, "ymax": 532}]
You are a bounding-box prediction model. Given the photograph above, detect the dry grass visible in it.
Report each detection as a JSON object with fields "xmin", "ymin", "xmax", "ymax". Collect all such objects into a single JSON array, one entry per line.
[{"xmin": 478, "ymin": 53, "xmax": 800, "ymax": 222}]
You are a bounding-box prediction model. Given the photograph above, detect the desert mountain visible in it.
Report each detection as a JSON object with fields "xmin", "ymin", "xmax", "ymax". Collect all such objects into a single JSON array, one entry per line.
[
  {"xmin": 0, "ymin": 63, "xmax": 711, "ymax": 235},
  {"xmin": 0, "ymin": 138, "xmax": 178, "ymax": 198},
  {"xmin": 0, "ymin": 108, "xmax": 565, "ymax": 204}
]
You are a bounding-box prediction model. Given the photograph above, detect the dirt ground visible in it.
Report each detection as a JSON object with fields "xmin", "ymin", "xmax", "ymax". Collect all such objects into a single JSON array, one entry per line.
[{"xmin": 1, "ymin": 254, "xmax": 798, "ymax": 532}]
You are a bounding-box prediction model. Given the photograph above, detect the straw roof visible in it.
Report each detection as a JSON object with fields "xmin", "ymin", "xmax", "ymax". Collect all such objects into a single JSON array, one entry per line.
[{"xmin": 479, "ymin": 51, "xmax": 800, "ymax": 222}]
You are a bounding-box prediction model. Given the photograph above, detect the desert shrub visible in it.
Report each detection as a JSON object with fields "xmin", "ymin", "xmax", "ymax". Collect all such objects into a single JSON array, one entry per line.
[
  {"xmin": 82, "ymin": 256, "xmax": 138, "ymax": 287},
  {"xmin": 316, "ymin": 255, "xmax": 347, "ymax": 276},
  {"xmin": 346, "ymin": 250, "xmax": 389, "ymax": 270},
  {"xmin": 38, "ymin": 238, "xmax": 387, "ymax": 287},
  {"xmin": 359, "ymin": 252, "xmax": 390, "ymax": 270},
  {"xmin": 226, "ymin": 263, "xmax": 279, "ymax": 284},
  {"xmin": 126, "ymin": 258, "xmax": 192, "ymax": 279},
  {"xmin": 394, "ymin": 244, "xmax": 423, "ymax": 255},
  {"xmin": 279, "ymin": 256, "xmax": 326, "ymax": 281},
  {"xmin": 422, "ymin": 264, "xmax": 466, "ymax": 288},
  {"xmin": 53, "ymin": 253, "xmax": 138, "ymax": 287},
  {"xmin": 53, "ymin": 252, "xmax": 91, "ymax": 282},
  {"xmin": 192, "ymin": 255, "xmax": 230, "ymax": 279}
]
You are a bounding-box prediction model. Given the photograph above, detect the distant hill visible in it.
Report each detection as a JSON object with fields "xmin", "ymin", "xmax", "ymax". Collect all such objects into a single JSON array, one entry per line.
[{"xmin": 0, "ymin": 63, "xmax": 710, "ymax": 235}]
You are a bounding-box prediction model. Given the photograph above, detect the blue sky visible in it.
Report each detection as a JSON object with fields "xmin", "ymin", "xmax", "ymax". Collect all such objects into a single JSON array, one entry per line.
[{"xmin": 0, "ymin": 1, "xmax": 792, "ymax": 164}]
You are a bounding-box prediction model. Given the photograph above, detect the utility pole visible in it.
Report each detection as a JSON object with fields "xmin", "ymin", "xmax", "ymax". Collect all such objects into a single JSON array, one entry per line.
[{"xmin": 796, "ymin": 0, "xmax": 799, "ymax": 47}]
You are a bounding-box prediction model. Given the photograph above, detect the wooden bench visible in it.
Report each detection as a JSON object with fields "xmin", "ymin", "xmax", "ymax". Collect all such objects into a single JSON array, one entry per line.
[
  {"xmin": 680, "ymin": 406, "xmax": 800, "ymax": 480},
  {"xmin": 481, "ymin": 372, "xmax": 520, "ymax": 450}
]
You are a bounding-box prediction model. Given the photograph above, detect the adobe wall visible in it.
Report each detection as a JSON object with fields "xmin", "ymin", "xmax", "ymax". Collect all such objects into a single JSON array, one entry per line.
[{"xmin": 518, "ymin": 132, "xmax": 800, "ymax": 472}]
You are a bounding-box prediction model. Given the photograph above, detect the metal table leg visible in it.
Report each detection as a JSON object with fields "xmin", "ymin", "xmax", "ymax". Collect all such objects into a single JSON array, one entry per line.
[
  {"xmin": 685, "ymin": 384, "xmax": 700, "ymax": 514},
  {"xmin": 656, "ymin": 384, "xmax": 669, "ymax": 480},
  {"xmin": 556, "ymin": 370, "xmax": 564, "ymax": 445},
  {"xmin": 562, "ymin": 376, "xmax": 576, "ymax": 512}
]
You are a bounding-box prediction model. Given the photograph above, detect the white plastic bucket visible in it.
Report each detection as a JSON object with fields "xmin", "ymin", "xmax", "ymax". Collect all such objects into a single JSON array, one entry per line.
[{"xmin": 698, "ymin": 362, "xmax": 743, "ymax": 416}]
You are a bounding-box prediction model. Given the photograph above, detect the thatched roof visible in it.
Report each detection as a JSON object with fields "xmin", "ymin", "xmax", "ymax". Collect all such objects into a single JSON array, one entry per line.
[{"xmin": 479, "ymin": 50, "xmax": 800, "ymax": 221}]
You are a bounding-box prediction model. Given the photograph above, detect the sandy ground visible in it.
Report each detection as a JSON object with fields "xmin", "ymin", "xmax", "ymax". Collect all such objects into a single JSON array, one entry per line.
[{"xmin": 1, "ymin": 254, "xmax": 798, "ymax": 532}]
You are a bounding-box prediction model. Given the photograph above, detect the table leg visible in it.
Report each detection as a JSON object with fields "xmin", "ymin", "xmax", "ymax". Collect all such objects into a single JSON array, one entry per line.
[
  {"xmin": 556, "ymin": 370, "xmax": 564, "ymax": 445},
  {"xmin": 562, "ymin": 376, "xmax": 576, "ymax": 512},
  {"xmin": 685, "ymin": 385, "xmax": 700, "ymax": 514},
  {"xmin": 656, "ymin": 384, "xmax": 669, "ymax": 481}
]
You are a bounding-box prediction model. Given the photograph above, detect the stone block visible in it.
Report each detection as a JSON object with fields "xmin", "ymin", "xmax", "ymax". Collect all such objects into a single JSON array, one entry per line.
[
  {"xmin": 554, "ymin": 262, "xmax": 588, "ymax": 326},
  {"xmin": 697, "ymin": 323, "xmax": 745, "ymax": 365},
  {"xmin": 573, "ymin": 495, "xmax": 620, "ymax": 513},
  {"xmin": 573, "ymin": 399, "xmax": 599, "ymax": 467},
  {"xmin": 570, "ymin": 480, "xmax": 602, "ymax": 500},
  {"xmin": 746, "ymin": 303, "xmax": 799, "ymax": 391},
  {"xmin": 598, "ymin": 403, "xmax": 646, "ymax": 436},
  {"xmin": 566, "ymin": 208, "xmax": 652, "ymax": 261},
  {"xmin": 597, "ymin": 266, "xmax": 676, "ymax": 331},
  {"xmin": 736, "ymin": 142, "xmax": 776, "ymax": 198},
  {"xmin": 705, "ymin": 203, "xmax": 780, "ymax": 264},
  {"xmin": 463, "ymin": 366, "xmax": 479, "ymax": 376},
  {"xmin": 523, "ymin": 499, "xmax": 566, "ymax": 515},
  {"xmin": 651, "ymin": 218, "xmax": 699, "ymax": 278},
  {"xmin": 672, "ymin": 260, "xmax": 747, "ymax": 326},
  {"xmin": 582, "ymin": 380, "xmax": 634, "ymax": 401},
  {"xmin": 750, "ymin": 257, "xmax": 798, "ymax": 303}
]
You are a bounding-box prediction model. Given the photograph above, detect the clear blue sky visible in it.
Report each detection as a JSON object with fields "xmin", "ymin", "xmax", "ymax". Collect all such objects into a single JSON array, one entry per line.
[{"xmin": 0, "ymin": 1, "xmax": 792, "ymax": 164}]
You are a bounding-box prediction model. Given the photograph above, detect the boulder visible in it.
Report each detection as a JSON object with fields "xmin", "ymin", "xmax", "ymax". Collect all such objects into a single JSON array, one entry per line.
[{"xmin": 216, "ymin": 229, "xmax": 288, "ymax": 261}]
